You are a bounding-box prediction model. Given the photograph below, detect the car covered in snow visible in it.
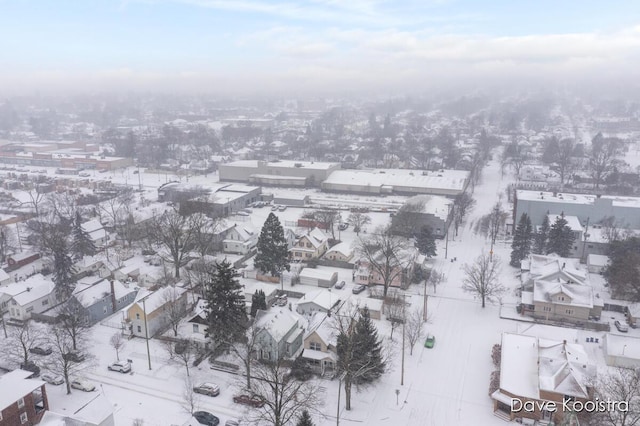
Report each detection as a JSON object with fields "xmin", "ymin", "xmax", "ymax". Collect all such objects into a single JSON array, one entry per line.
[
  {"xmin": 108, "ymin": 360, "xmax": 132, "ymax": 373},
  {"xmin": 193, "ymin": 382, "xmax": 220, "ymax": 397},
  {"xmin": 70, "ymin": 378, "xmax": 96, "ymax": 392},
  {"xmin": 41, "ymin": 373, "xmax": 64, "ymax": 385},
  {"xmin": 233, "ymin": 394, "xmax": 265, "ymax": 408}
]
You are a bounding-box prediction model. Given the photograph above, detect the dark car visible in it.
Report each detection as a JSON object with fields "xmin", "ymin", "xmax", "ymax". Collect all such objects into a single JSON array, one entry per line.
[
  {"xmin": 193, "ymin": 411, "xmax": 220, "ymax": 426},
  {"xmin": 30, "ymin": 346, "xmax": 52, "ymax": 356},
  {"xmin": 335, "ymin": 280, "xmax": 345, "ymax": 290},
  {"xmin": 20, "ymin": 361, "xmax": 40, "ymax": 377},
  {"xmin": 352, "ymin": 284, "xmax": 366, "ymax": 294},
  {"xmin": 63, "ymin": 351, "xmax": 85, "ymax": 363},
  {"xmin": 233, "ymin": 394, "xmax": 265, "ymax": 408},
  {"xmin": 338, "ymin": 223, "xmax": 348, "ymax": 231}
]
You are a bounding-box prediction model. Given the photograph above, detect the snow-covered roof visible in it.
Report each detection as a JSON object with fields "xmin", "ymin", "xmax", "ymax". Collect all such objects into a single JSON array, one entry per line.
[
  {"xmin": 547, "ymin": 214, "xmax": 583, "ymax": 232},
  {"xmin": 587, "ymin": 254, "xmax": 609, "ymax": 267},
  {"xmin": 225, "ymin": 223, "xmax": 256, "ymax": 242},
  {"xmin": 306, "ymin": 311, "xmax": 336, "ymax": 347},
  {"xmin": 517, "ymin": 190, "xmax": 640, "ymax": 209},
  {"xmin": 81, "ymin": 219, "xmax": 103, "ymax": 234},
  {"xmin": 499, "ymin": 333, "xmax": 542, "ymax": 400},
  {"xmin": 538, "ymin": 338, "xmax": 595, "ymax": 399},
  {"xmin": 11, "ymin": 274, "xmax": 55, "ymax": 306},
  {"xmin": 0, "ymin": 268, "xmax": 10, "ymax": 282},
  {"xmin": 533, "ymin": 280, "xmax": 595, "ymax": 309},
  {"xmin": 604, "ymin": 333, "xmax": 640, "ymax": 359},
  {"xmin": 299, "ymin": 228, "xmax": 327, "ymax": 248},
  {"xmin": 298, "ymin": 290, "xmax": 337, "ymax": 311},
  {"xmin": 0, "ymin": 369, "xmax": 44, "ymax": 410},
  {"xmin": 299, "ymin": 268, "xmax": 337, "ymax": 281},
  {"xmin": 255, "ymin": 308, "xmax": 301, "ymax": 342},
  {"xmin": 73, "ymin": 279, "xmax": 134, "ymax": 308},
  {"xmin": 133, "ymin": 286, "xmax": 186, "ymax": 314},
  {"xmin": 323, "ymin": 169, "xmax": 469, "ymax": 192},
  {"xmin": 325, "ymin": 242, "xmax": 353, "ymax": 258},
  {"xmin": 402, "ymin": 195, "xmax": 453, "ymax": 221},
  {"xmin": 522, "ymin": 254, "xmax": 586, "ymax": 286}
]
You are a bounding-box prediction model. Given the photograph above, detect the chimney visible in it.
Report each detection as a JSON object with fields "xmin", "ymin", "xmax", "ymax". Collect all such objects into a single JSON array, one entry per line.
[{"xmin": 110, "ymin": 280, "xmax": 117, "ymax": 312}]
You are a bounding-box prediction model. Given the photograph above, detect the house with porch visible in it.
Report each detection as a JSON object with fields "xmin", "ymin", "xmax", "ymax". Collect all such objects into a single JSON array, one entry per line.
[
  {"xmin": 491, "ymin": 333, "xmax": 595, "ymax": 424},
  {"xmin": 301, "ymin": 312, "xmax": 337, "ymax": 375},
  {"xmin": 254, "ymin": 308, "xmax": 304, "ymax": 361}
]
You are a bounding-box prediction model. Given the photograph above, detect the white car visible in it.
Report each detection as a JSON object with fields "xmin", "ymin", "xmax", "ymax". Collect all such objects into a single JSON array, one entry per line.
[
  {"xmin": 41, "ymin": 373, "xmax": 64, "ymax": 385},
  {"xmin": 70, "ymin": 379, "xmax": 96, "ymax": 392},
  {"xmin": 614, "ymin": 320, "xmax": 629, "ymax": 332},
  {"xmin": 108, "ymin": 360, "xmax": 132, "ymax": 373}
]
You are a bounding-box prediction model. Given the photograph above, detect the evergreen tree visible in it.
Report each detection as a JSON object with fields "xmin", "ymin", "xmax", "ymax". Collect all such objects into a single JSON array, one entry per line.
[
  {"xmin": 254, "ymin": 213, "xmax": 290, "ymax": 276},
  {"xmin": 296, "ymin": 410, "xmax": 315, "ymax": 426},
  {"xmin": 52, "ymin": 237, "xmax": 76, "ymax": 300},
  {"xmin": 532, "ymin": 215, "xmax": 550, "ymax": 254},
  {"xmin": 415, "ymin": 226, "xmax": 437, "ymax": 258},
  {"xmin": 606, "ymin": 237, "xmax": 640, "ymax": 301},
  {"xmin": 250, "ymin": 289, "xmax": 267, "ymax": 317},
  {"xmin": 546, "ymin": 214, "xmax": 575, "ymax": 257},
  {"xmin": 510, "ymin": 213, "xmax": 533, "ymax": 267},
  {"xmin": 352, "ymin": 307, "xmax": 385, "ymax": 384},
  {"xmin": 204, "ymin": 260, "xmax": 248, "ymax": 349},
  {"xmin": 71, "ymin": 211, "xmax": 97, "ymax": 260}
]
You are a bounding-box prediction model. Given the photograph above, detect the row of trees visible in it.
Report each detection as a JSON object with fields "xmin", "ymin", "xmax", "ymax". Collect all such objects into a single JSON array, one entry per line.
[{"xmin": 509, "ymin": 212, "xmax": 576, "ymax": 267}]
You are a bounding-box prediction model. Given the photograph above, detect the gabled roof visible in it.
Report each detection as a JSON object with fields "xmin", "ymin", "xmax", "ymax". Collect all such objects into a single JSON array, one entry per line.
[
  {"xmin": 298, "ymin": 290, "xmax": 338, "ymax": 311},
  {"xmin": 0, "ymin": 369, "xmax": 45, "ymax": 410},
  {"xmin": 132, "ymin": 286, "xmax": 186, "ymax": 314},
  {"xmin": 298, "ymin": 228, "xmax": 327, "ymax": 249},
  {"xmin": 226, "ymin": 223, "xmax": 256, "ymax": 242},
  {"xmin": 73, "ymin": 279, "xmax": 135, "ymax": 308},
  {"xmin": 538, "ymin": 338, "xmax": 595, "ymax": 399},
  {"xmin": 11, "ymin": 274, "xmax": 56, "ymax": 306},
  {"xmin": 533, "ymin": 280, "xmax": 594, "ymax": 309},
  {"xmin": 306, "ymin": 312, "xmax": 336, "ymax": 347},
  {"xmin": 325, "ymin": 242, "xmax": 353, "ymax": 258},
  {"xmin": 81, "ymin": 219, "xmax": 103, "ymax": 234},
  {"xmin": 255, "ymin": 309, "xmax": 302, "ymax": 342}
]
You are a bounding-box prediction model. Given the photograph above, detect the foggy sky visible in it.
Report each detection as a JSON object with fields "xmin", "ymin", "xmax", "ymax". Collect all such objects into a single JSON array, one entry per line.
[{"xmin": 1, "ymin": 0, "xmax": 639, "ymax": 96}]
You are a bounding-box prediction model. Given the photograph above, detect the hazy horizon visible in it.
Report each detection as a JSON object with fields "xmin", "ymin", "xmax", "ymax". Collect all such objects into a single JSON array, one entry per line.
[{"xmin": 1, "ymin": 0, "xmax": 639, "ymax": 96}]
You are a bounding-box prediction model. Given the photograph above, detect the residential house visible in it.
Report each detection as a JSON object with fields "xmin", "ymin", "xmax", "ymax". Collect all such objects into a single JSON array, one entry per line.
[
  {"xmin": 67, "ymin": 279, "xmax": 138, "ymax": 326},
  {"xmin": 354, "ymin": 249, "xmax": 417, "ymax": 290},
  {"xmin": 5, "ymin": 274, "xmax": 57, "ymax": 321},
  {"xmin": 491, "ymin": 333, "xmax": 595, "ymax": 423},
  {"xmin": 254, "ymin": 309, "xmax": 305, "ymax": 360},
  {"xmin": 296, "ymin": 290, "xmax": 341, "ymax": 317},
  {"xmin": 223, "ymin": 223, "xmax": 257, "ymax": 255},
  {"xmin": 301, "ymin": 312, "xmax": 337, "ymax": 375},
  {"xmin": 298, "ymin": 268, "xmax": 338, "ymax": 288},
  {"xmin": 323, "ymin": 242, "xmax": 354, "ymax": 263},
  {"xmin": 127, "ymin": 287, "xmax": 188, "ymax": 338},
  {"xmin": 0, "ymin": 369, "xmax": 48, "ymax": 426},
  {"xmin": 391, "ymin": 194, "xmax": 453, "ymax": 238},
  {"xmin": 520, "ymin": 280, "xmax": 603, "ymax": 322},
  {"xmin": 6, "ymin": 252, "xmax": 40, "ymax": 272},
  {"xmin": 289, "ymin": 228, "xmax": 328, "ymax": 261},
  {"xmin": 81, "ymin": 219, "xmax": 110, "ymax": 248}
]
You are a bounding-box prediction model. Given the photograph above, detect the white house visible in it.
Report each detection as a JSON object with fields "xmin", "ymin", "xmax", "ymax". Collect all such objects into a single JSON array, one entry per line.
[
  {"xmin": 323, "ymin": 242, "xmax": 354, "ymax": 263},
  {"xmin": 290, "ymin": 228, "xmax": 328, "ymax": 260},
  {"xmin": 296, "ymin": 290, "xmax": 342, "ymax": 317},
  {"xmin": 5, "ymin": 274, "xmax": 57, "ymax": 321},
  {"xmin": 254, "ymin": 309, "xmax": 305, "ymax": 361},
  {"xmin": 223, "ymin": 223, "xmax": 257, "ymax": 255},
  {"xmin": 302, "ymin": 312, "xmax": 337, "ymax": 375},
  {"xmin": 82, "ymin": 219, "xmax": 110, "ymax": 248}
]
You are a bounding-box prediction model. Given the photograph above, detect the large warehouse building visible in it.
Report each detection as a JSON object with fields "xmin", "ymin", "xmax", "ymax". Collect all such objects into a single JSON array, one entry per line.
[
  {"xmin": 219, "ymin": 160, "xmax": 340, "ymax": 187},
  {"xmin": 321, "ymin": 169, "xmax": 469, "ymax": 197}
]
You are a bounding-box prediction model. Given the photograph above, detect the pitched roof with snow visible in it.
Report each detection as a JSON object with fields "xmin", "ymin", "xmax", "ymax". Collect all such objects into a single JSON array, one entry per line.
[
  {"xmin": 132, "ymin": 286, "xmax": 186, "ymax": 314},
  {"xmin": 533, "ymin": 280, "xmax": 594, "ymax": 309},
  {"xmin": 325, "ymin": 242, "xmax": 353, "ymax": 258},
  {"xmin": 11, "ymin": 274, "xmax": 56, "ymax": 306},
  {"xmin": 255, "ymin": 309, "xmax": 302, "ymax": 342},
  {"xmin": 0, "ymin": 369, "xmax": 45, "ymax": 410},
  {"xmin": 538, "ymin": 338, "xmax": 595, "ymax": 399},
  {"xmin": 297, "ymin": 290, "xmax": 338, "ymax": 311},
  {"xmin": 306, "ymin": 311, "xmax": 336, "ymax": 347}
]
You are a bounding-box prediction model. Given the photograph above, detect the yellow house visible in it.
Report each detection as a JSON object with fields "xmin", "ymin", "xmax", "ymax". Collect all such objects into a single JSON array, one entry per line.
[{"xmin": 127, "ymin": 287, "xmax": 188, "ymax": 338}]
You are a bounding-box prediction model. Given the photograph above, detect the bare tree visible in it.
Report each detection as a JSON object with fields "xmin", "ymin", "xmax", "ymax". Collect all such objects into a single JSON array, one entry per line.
[
  {"xmin": 427, "ymin": 269, "xmax": 444, "ymax": 294},
  {"xmin": 0, "ymin": 225, "xmax": 17, "ymax": 263},
  {"xmin": 600, "ymin": 216, "xmax": 622, "ymax": 244},
  {"xmin": 227, "ymin": 320, "xmax": 260, "ymax": 390},
  {"xmin": 462, "ymin": 253, "xmax": 504, "ymax": 308},
  {"xmin": 164, "ymin": 339, "xmax": 197, "ymax": 377},
  {"xmin": 311, "ymin": 209, "xmax": 339, "ymax": 239},
  {"xmin": 247, "ymin": 358, "xmax": 323, "ymax": 426},
  {"xmin": 346, "ymin": 212, "xmax": 371, "ymax": 235},
  {"xmin": 182, "ymin": 377, "xmax": 197, "ymax": 416},
  {"xmin": 474, "ymin": 202, "xmax": 509, "ymax": 258},
  {"xmin": 556, "ymin": 138, "xmax": 576, "ymax": 187},
  {"xmin": 590, "ymin": 367, "xmax": 640, "ymax": 426},
  {"xmin": 110, "ymin": 332, "xmax": 126, "ymax": 361},
  {"xmin": 58, "ymin": 300, "xmax": 89, "ymax": 351},
  {"xmin": 453, "ymin": 193, "xmax": 476, "ymax": 236},
  {"xmin": 383, "ymin": 292, "xmax": 405, "ymax": 341},
  {"xmin": 6, "ymin": 321, "xmax": 44, "ymax": 367},
  {"xmin": 46, "ymin": 324, "xmax": 87, "ymax": 395},
  {"xmin": 355, "ymin": 225, "xmax": 413, "ymax": 297},
  {"xmin": 152, "ymin": 209, "xmax": 201, "ymax": 278},
  {"xmin": 190, "ymin": 212, "xmax": 222, "ymax": 257},
  {"xmin": 405, "ymin": 308, "xmax": 425, "ymax": 356},
  {"xmin": 161, "ymin": 286, "xmax": 187, "ymax": 337},
  {"xmin": 589, "ymin": 133, "xmax": 623, "ymax": 190}
]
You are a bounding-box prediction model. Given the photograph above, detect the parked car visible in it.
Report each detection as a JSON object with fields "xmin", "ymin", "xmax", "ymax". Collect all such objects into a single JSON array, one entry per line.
[
  {"xmin": 41, "ymin": 373, "xmax": 64, "ymax": 385},
  {"xmin": 338, "ymin": 223, "xmax": 348, "ymax": 231},
  {"xmin": 233, "ymin": 394, "xmax": 265, "ymax": 408},
  {"xmin": 335, "ymin": 280, "xmax": 345, "ymax": 290},
  {"xmin": 193, "ymin": 383, "xmax": 220, "ymax": 397},
  {"xmin": 225, "ymin": 420, "xmax": 241, "ymax": 426},
  {"xmin": 30, "ymin": 346, "xmax": 52, "ymax": 356},
  {"xmin": 63, "ymin": 351, "xmax": 85, "ymax": 362},
  {"xmin": 236, "ymin": 211, "xmax": 250, "ymax": 217},
  {"xmin": 614, "ymin": 320, "xmax": 629, "ymax": 332},
  {"xmin": 193, "ymin": 411, "xmax": 220, "ymax": 426},
  {"xmin": 352, "ymin": 284, "xmax": 366, "ymax": 294},
  {"xmin": 20, "ymin": 361, "xmax": 40, "ymax": 377},
  {"xmin": 108, "ymin": 360, "xmax": 132, "ymax": 373},
  {"xmin": 70, "ymin": 379, "xmax": 96, "ymax": 392},
  {"xmin": 271, "ymin": 205, "xmax": 279, "ymax": 211},
  {"xmin": 278, "ymin": 205, "xmax": 287, "ymax": 211},
  {"xmin": 424, "ymin": 334, "xmax": 436, "ymax": 348},
  {"xmin": 271, "ymin": 295, "xmax": 288, "ymax": 307}
]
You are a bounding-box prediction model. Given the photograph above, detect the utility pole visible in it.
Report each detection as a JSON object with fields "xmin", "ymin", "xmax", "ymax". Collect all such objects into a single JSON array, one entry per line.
[
  {"xmin": 444, "ymin": 203, "xmax": 452, "ymax": 259},
  {"xmin": 401, "ymin": 294, "xmax": 406, "ymax": 386},
  {"xmin": 142, "ymin": 297, "xmax": 152, "ymax": 370},
  {"xmin": 336, "ymin": 372, "xmax": 347, "ymax": 426},
  {"xmin": 423, "ymin": 277, "xmax": 428, "ymax": 322},
  {"xmin": 580, "ymin": 217, "xmax": 590, "ymax": 263}
]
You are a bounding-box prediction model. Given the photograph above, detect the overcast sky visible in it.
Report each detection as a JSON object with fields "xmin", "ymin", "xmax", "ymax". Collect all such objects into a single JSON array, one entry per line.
[{"xmin": 1, "ymin": 0, "xmax": 639, "ymax": 95}]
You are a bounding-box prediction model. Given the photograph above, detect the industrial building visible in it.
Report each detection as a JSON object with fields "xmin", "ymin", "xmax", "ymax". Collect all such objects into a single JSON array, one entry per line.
[
  {"xmin": 321, "ymin": 169, "xmax": 469, "ymax": 197},
  {"xmin": 219, "ymin": 160, "xmax": 340, "ymax": 187}
]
